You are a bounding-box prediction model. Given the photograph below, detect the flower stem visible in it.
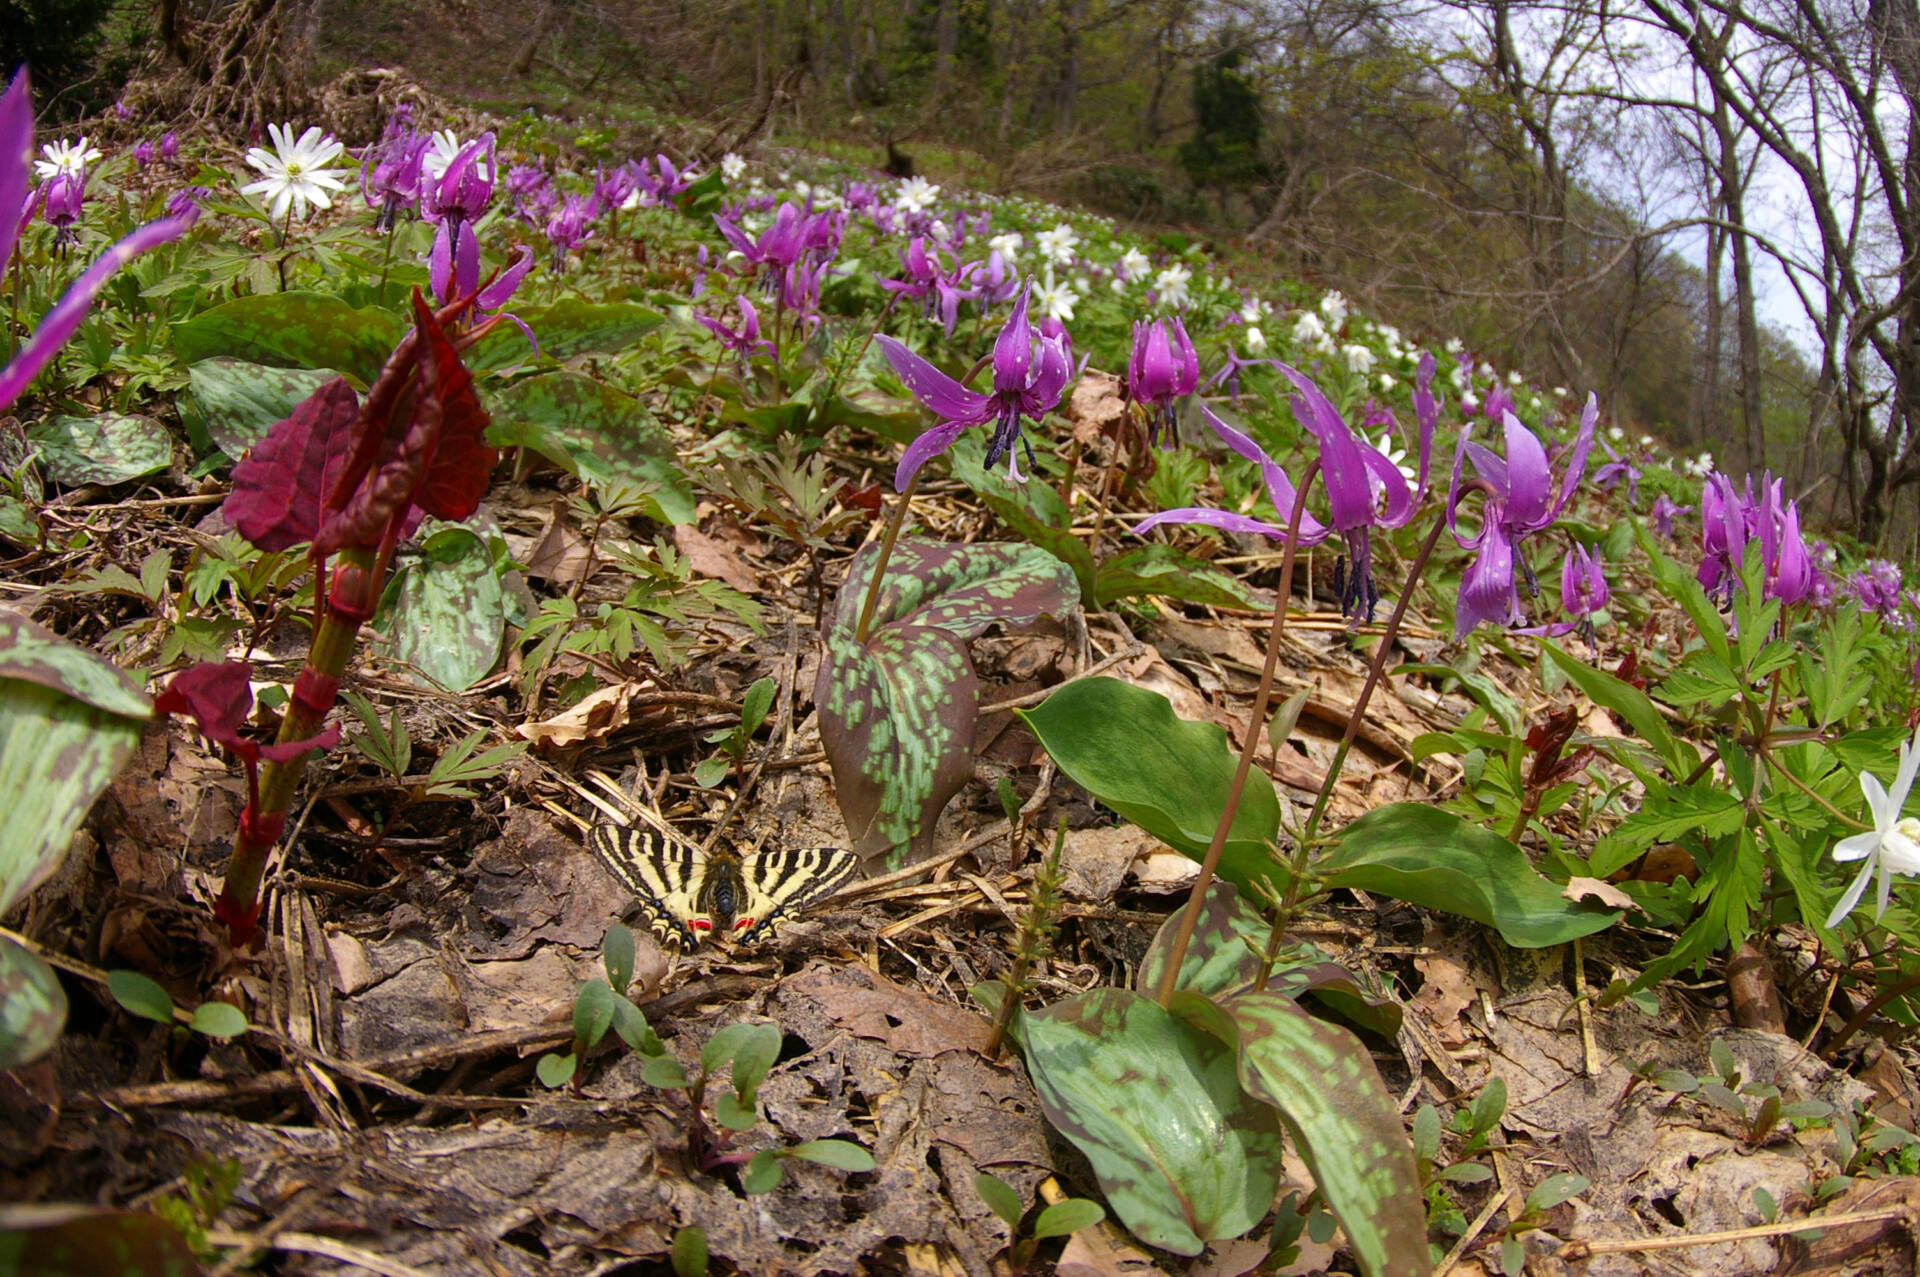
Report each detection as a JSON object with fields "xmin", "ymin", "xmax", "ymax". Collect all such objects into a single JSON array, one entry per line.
[
  {"xmin": 1154, "ymin": 459, "xmax": 1320, "ymax": 1009},
  {"xmin": 852, "ymin": 468, "xmax": 922, "ymax": 644},
  {"xmin": 1252, "ymin": 509, "xmax": 1453, "ymax": 987}
]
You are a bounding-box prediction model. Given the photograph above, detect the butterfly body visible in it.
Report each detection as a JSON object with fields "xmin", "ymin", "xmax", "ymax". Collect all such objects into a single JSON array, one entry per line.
[{"xmin": 588, "ymin": 821, "xmax": 859, "ymax": 950}]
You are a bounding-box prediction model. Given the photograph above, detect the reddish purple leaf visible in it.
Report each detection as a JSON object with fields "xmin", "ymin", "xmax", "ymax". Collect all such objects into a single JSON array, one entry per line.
[
  {"xmin": 155, "ymin": 661, "xmax": 340, "ymax": 763},
  {"xmin": 410, "ymin": 288, "xmax": 495, "ymax": 521},
  {"xmin": 224, "ymin": 377, "xmax": 361, "ymax": 552}
]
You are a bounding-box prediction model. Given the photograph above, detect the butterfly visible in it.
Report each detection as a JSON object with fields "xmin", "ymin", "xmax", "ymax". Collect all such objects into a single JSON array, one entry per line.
[{"xmin": 587, "ymin": 820, "xmax": 861, "ymax": 950}]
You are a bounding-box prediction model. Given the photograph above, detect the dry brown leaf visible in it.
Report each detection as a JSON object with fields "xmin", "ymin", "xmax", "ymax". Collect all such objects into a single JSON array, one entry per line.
[
  {"xmin": 674, "ymin": 522, "xmax": 759, "ymax": 593},
  {"xmin": 1562, "ymin": 876, "xmax": 1635, "ymax": 910},
  {"xmin": 1066, "ymin": 369, "xmax": 1128, "ymax": 443},
  {"xmin": 516, "ymin": 681, "xmax": 651, "ymax": 748},
  {"xmin": 525, "ymin": 499, "xmax": 595, "ymax": 584}
]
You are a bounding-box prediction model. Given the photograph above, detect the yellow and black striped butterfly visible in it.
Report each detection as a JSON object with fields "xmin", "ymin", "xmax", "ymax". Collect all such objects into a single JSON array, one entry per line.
[{"xmin": 587, "ymin": 821, "xmax": 861, "ymax": 950}]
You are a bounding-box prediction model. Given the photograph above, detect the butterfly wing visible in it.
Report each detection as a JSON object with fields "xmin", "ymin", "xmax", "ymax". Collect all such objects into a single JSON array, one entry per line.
[
  {"xmin": 732, "ymin": 847, "xmax": 862, "ymax": 945},
  {"xmin": 587, "ymin": 822, "xmax": 712, "ymax": 950}
]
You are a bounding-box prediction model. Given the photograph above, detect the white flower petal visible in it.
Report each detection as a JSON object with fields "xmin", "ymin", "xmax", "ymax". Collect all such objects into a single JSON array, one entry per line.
[
  {"xmin": 1833, "ymin": 831, "xmax": 1884, "ymax": 862},
  {"xmin": 1827, "ymin": 854, "xmax": 1877, "ymax": 929},
  {"xmin": 1861, "ymin": 771, "xmax": 1894, "ymax": 829}
]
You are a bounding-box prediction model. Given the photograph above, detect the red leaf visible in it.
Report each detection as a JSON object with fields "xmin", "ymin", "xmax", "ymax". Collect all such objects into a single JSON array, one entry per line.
[
  {"xmin": 223, "ymin": 378, "xmax": 361, "ymax": 552},
  {"xmin": 312, "ymin": 290, "xmax": 494, "ymax": 555},
  {"xmin": 153, "ymin": 661, "xmax": 255, "ymax": 755},
  {"xmin": 155, "ymin": 661, "xmax": 340, "ymax": 763},
  {"xmin": 409, "ymin": 289, "xmax": 495, "ymax": 521}
]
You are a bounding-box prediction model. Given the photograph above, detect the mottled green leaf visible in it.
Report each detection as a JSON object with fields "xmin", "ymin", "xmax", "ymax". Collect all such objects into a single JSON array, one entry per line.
[
  {"xmin": 0, "ymin": 938, "xmax": 68, "ymax": 1071},
  {"xmin": 468, "ymin": 299, "xmax": 667, "ymax": 370},
  {"xmin": 108, "ymin": 970, "xmax": 174, "ymax": 1024},
  {"xmin": 1020, "ymin": 987, "xmax": 1284, "ymax": 1256},
  {"xmin": 486, "ymin": 371, "xmax": 694, "ymax": 523},
  {"xmin": 828, "ymin": 537, "xmax": 1081, "ymax": 640},
  {"xmin": 949, "ymin": 430, "xmax": 1096, "ymax": 602},
  {"xmin": 189, "ymin": 1001, "xmax": 249, "ymax": 1039},
  {"xmin": 0, "ymin": 1207, "xmax": 204, "ymax": 1277},
  {"xmin": 1175, "ymin": 989, "xmax": 1425, "ymax": 1277},
  {"xmin": 1137, "ymin": 880, "xmax": 1401, "ymax": 1037},
  {"xmin": 171, "ymin": 292, "xmax": 405, "ymax": 385},
  {"xmin": 1017, "ymin": 678, "xmax": 1280, "ymax": 893},
  {"xmin": 816, "ymin": 625, "xmax": 977, "ymax": 860},
  {"xmin": 789, "ymin": 1139, "xmax": 877, "ymax": 1172},
  {"xmin": 186, "ymin": 357, "xmax": 341, "ymax": 457},
  {"xmin": 0, "ymin": 620, "xmax": 148, "ymax": 1042},
  {"xmin": 382, "ymin": 528, "xmax": 504, "ymax": 692},
  {"xmin": 26, "ymin": 413, "xmax": 171, "ymax": 486},
  {"xmin": 1322, "ymin": 804, "xmax": 1621, "ymax": 947},
  {"xmin": 1095, "ymin": 545, "xmax": 1254, "ymax": 610}
]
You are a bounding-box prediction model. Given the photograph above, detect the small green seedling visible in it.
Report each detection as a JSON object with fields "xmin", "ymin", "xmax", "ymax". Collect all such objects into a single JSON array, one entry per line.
[
  {"xmin": 537, "ymin": 924, "xmax": 664, "ymax": 1090},
  {"xmin": 108, "ymin": 970, "xmax": 250, "ymax": 1040},
  {"xmin": 695, "ymin": 676, "xmax": 777, "ymax": 787},
  {"xmin": 973, "ymin": 1172, "xmax": 1106, "ymax": 1274}
]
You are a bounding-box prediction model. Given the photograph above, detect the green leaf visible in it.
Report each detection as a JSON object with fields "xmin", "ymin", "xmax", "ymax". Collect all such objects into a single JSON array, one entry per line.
[
  {"xmin": 0, "ymin": 937, "xmax": 68, "ymax": 1071},
  {"xmin": 670, "ymin": 1225, "xmax": 709, "ymax": 1277},
  {"xmin": 189, "ymin": 1001, "xmax": 249, "ymax": 1039},
  {"xmin": 1591, "ymin": 783, "xmax": 1745, "ymax": 877},
  {"xmin": 604, "ymin": 924, "xmax": 635, "ymax": 992},
  {"xmin": 1018, "ymin": 678, "xmax": 1281, "ymax": 896},
  {"xmin": 742, "ymin": 1149, "xmax": 785, "ymax": 1194},
  {"xmin": 739, "ymin": 676, "xmax": 777, "ymax": 737},
  {"xmin": 341, "ymin": 689, "xmax": 411, "ymax": 779},
  {"xmin": 692, "ymin": 755, "xmax": 731, "ymax": 788},
  {"xmin": 1033, "ymin": 1198, "xmax": 1107, "ymax": 1239},
  {"xmin": 714, "ymin": 1090, "xmax": 759, "ymax": 1131},
  {"xmin": 27, "ymin": 413, "xmax": 172, "ymax": 486},
  {"xmin": 949, "ymin": 431, "xmax": 1096, "ymax": 601},
  {"xmin": 1175, "ymin": 989, "xmax": 1426, "ymax": 1277},
  {"xmin": 108, "ymin": 970, "xmax": 175, "ymax": 1024},
  {"xmin": 788, "ymin": 1139, "xmax": 877, "ymax": 1172},
  {"xmin": 537, "ymin": 1052, "xmax": 578, "ymax": 1088},
  {"xmin": 727, "ymin": 1021, "xmax": 782, "ymax": 1096},
  {"xmin": 973, "ymin": 1172, "xmax": 1025, "ymax": 1228},
  {"xmin": 486, "ymin": 371, "xmax": 694, "ymax": 524},
  {"xmin": 1136, "ymin": 880, "xmax": 1401, "ymax": 1037},
  {"xmin": 829, "ymin": 537, "xmax": 1081, "ymax": 641},
  {"xmin": 1541, "ymin": 640, "xmax": 1693, "ymax": 775},
  {"xmin": 700, "ymin": 1021, "xmax": 766, "ymax": 1076},
  {"xmin": 1526, "ymin": 1172, "xmax": 1589, "ymax": 1212},
  {"xmin": 1019, "ymin": 987, "xmax": 1284, "ymax": 1256},
  {"xmin": 172, "ymin": 292, "xmax": 405, "ymax": 384},
  {"xmin": 641, "ymin": 1054, "xmax": 689, "ymax": 1089},
  {"xmin": 1095, "ymin": 544, "xmax": 1254, "ymax": 610},
  {"xmin": 382, "ymin": 528, "xmax": 505, "ymax": 692},
  {"xmin": 573, "ymin": 979, "xmax": 618, "ymax": 1051},
  {"xmin": 1319, "ymin": 805, "xmax": 1621, "ymax": 947},
  {"xmin": 608, "ymin": 996, "xmax": 660, "ymax": 1055},
  {"xmin": 186, "ymin": 357, "xmax": 341, "ymax": 457}
]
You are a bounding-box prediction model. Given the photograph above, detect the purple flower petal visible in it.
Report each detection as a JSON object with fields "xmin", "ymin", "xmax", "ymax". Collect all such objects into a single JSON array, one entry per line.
[
  {"xmin": 1132, "ymin": 507, "xmax": 1297, "ymax": 542},
  {"xmin": 1454, "ymin": 527, "xmax": 1521, "ymax": 640},
  {"xmin": 1499, "ymin": 411, "xmax": 1554, "ymax": 529},
  {"xmin": 1198, "ymin": 405, "xmax": 1331, "ymax": 543},
  {"xmin": 875, "ymin": 334, "xmax": 990, "ymax": 424},
  {"xmin": 1272, "ymin": 362, "xmax": 1373, "ymax": 533},
  {"xmin": 895, "ymin": 418, "xmax": 971, "ymax": 490},
  {"xmin": 477, "ymin": 245, "xmax": 533, "ymax": 308},
  {"xmin": 0, "ymin": 70, "xmax": 32, "ymax": 273}
]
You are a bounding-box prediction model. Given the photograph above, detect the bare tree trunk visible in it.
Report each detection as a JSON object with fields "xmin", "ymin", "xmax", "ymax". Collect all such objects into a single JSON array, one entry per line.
[{"xmin": 510, "ymin": 2, "xmax": 557, "ymax": 77}]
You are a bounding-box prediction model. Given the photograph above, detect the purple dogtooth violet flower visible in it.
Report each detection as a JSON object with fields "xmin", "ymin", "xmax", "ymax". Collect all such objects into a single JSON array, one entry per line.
[
  {"xmin": 1650, "ymin": 492, "xmax": 1690, "ymax": 539},
  {"xmin": 1127, "ymin": 316, "xmax": 1199, "ymax": 449},
  {"xmin": 159, "ymin": 132, "xmax": 179, "ymax": 162},
  {"xmin": 421, "ymin": 134, "xmax": 498, "ymax": 304},
  {"xmin": 0, "ymin": 68, "xmax": 196, "ymax": 416},
  {"xmin": 697, "ymin": 294, "xmax": 774, "ymax": 367},
  {"xmin": 132, "ymin": 140, "xmax": 155, "ymax": 168},
  {"xmin": 544, "ymin": 193, "xmax": 596, "ymax": 269},
  {"xmin": 363, "ymin": 128, "xmax": 428, "ymax": 232},
  {"xmin": 1562, "ymin": 542, "xmax": 1610, "ymax": 633},
  {"xmin": 880, "ymin": 236, "xmax": 978, "ymax": 335},
  {"xmin": 1695, "ymin": 471, "xmax": 1816, "ymax": 606},
  {"xmin": 1593, "ymin": 438, "xmax": 1641, "ymax": 506},
  {"xmin": 873, "ymin": 281, "xmax": 1072, "ymax": 488},
  {"xmin": 40, "ymin": 171, "xmax": 85, "ymax": 246},
  {"xmin": 1447, "ymin": 391, "xmax": 1598, "ymax": 639},
  {"xmin": 1135, "ymin": 354, "xmax": 1441, "ymax": 623},
  {"xmin": 1852, "ymin": 559, "xmax": 1907, "ymax": 621}
]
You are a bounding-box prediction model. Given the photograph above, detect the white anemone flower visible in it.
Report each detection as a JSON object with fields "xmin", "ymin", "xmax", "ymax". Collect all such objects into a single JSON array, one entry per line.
[
  {"xmin": 1033, "ymin": 270, "xmax": 1079, "ymax": 322},
  {"xmin": 35, "ymin": 137, "xmax": 102, "ymax": 179},
  {"xmin": 1240, "ymin": 298, "xmax": 1264, "ymax": 324},
  {"xmin": 1826, "ymin": 725, "xmax": 1920, "ymax": 928},
  {"xmin": 241, "ymin": 123, "xmax": 348, "ymax": 222},
  {"xmin": 1154, "ymin": 263, "xmax": 1192, "ymax": 307},
  {"xmin": 1319, "ymin": 290, "xmax": 1348, "ymax": 329},
  {"xmin": 1291, "ymin": 311, "xmax": 1328, "ymax": 347},
  {"xmin": 1342, "ymin": 343, "xmax": 1376, "ymax": 374},
  {"xmin": 1243, "ymin": 325, "xmax": 1267, "ymax": 354},
  {"xmin": 1116, "ymin": 246, "xmax": 1150, "ymax": 279},
  {"xmin": 1037, "ymin": 223, "xmax": 1080, "ymax": 265},
  {"xmin": 988, "ymin": 231, "xmax": 1023, "ymax": 263},
  {"xmin": 1444, "ymin": 336, "xmax": 1464, "ymax": 354},
  {"xmin": 720, "ymin": 152, "xmax": 746, "ymax": 181},
  {"xmin": 1507, "ymin": 369, "xmax": 1523, "ymax": 385},
  {"xmin": 895, "ymin": 176, "xmax": 940, "ymax": 213}
]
